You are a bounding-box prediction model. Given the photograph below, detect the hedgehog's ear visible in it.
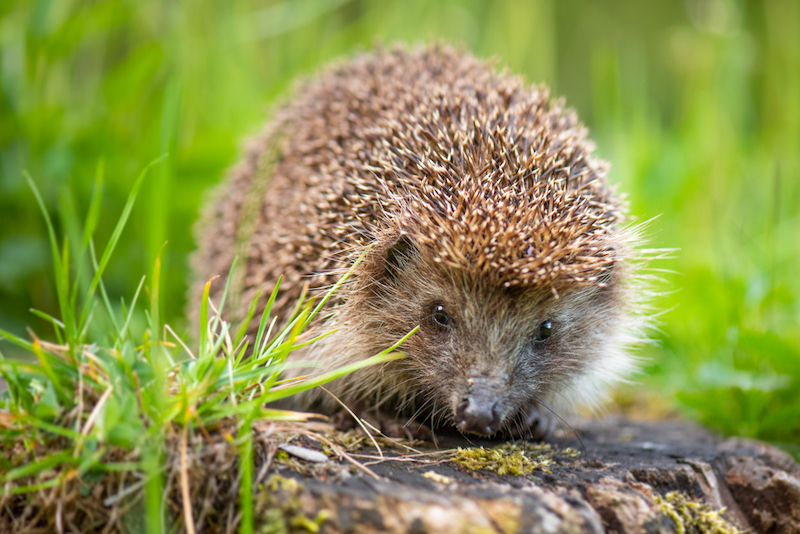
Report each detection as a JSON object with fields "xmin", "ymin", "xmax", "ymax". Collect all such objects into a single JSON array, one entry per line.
[{"xmin": 384, "ymin": 235, "xmax": 420, "ymax": 283}]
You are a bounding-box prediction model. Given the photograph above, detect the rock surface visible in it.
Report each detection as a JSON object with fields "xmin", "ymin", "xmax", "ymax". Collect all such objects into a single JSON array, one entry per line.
[{"xmin": 257, "ymin": 418, "xmax": 800, "ymax": 533}]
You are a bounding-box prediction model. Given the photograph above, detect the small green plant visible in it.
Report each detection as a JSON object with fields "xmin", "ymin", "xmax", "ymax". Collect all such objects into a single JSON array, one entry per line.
[
  {"xmin": 643, "ymin": 271, "xmax": 800, "ymax": 459},
  {"xmin": 0, "ymin": 165, "xmax": 410, "ymax": 533}
]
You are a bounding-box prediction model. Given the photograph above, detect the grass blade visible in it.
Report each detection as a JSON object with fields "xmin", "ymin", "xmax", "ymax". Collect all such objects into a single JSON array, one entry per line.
[
  {"xmin": 3, "ymin": 452, "xmax": 79, "ymax": 482},
  {"xmin": 89, "ymin": 239, "xmax": 121, "ymax": 333},
  {"xmin": 0, "ymin": 328, "xmax": 34, "ymax": 351},
  {"xmin": 24, "ymin": 171, "xmax": 74, "ymax": 344},
  {"xmin": 198, "ymin": 277, "xmax": 217, "ymax": 359},
  {"xmin": 77, "ymin": 155, "xmax": 167, "ymax": 337},
  {"xmin": 82, "ymin": 160, "xmax": 105, "ymax": 250},
  {"xmin": 28, "ymin": 309, "xmax": 65, "ymax": 344}
]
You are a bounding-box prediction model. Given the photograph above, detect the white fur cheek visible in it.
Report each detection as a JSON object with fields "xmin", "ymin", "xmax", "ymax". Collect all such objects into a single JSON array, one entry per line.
[{"xmin": 548, "ymin": 322, "xmax": 645, "ymax": 415}]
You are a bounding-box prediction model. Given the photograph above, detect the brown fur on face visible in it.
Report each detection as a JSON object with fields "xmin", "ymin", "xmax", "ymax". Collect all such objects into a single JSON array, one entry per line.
[{"xmin": 190, "ymin": 44, "xmax": 650, "ymax": 437}]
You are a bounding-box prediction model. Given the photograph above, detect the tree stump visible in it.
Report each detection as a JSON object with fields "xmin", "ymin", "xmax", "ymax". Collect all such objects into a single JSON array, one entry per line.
[{"xmin": 257, "ymin": 417, "xmax": 800, "ymax": 533}]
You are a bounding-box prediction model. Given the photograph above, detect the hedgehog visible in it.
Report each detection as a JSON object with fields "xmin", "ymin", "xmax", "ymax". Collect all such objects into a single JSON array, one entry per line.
[{"xmin": 190, "ymin": 44, "xmax": 650, "ymax": 439}]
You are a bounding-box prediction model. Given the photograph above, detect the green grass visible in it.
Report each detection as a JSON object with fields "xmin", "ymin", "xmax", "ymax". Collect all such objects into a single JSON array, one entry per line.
[
  {"xmin": 0, "ymin": 170, "xmax": 407, "ymax": 532},
  {"xmin": 1, "ymin": 0, "xmax": 798, "ymax": 459}
]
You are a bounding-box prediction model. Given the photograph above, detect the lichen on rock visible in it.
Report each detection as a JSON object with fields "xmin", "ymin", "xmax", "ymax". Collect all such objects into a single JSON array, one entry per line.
[
  {"xmin": 654, "ymin": 491, "xmax": 744, "ymax": 534},
  {"xmin": 453, "ymin": 444, "xmax": 553, "ymax": 476}
]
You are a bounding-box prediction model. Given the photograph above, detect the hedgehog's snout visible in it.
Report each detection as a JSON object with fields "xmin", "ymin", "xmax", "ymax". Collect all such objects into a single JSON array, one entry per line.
[{"xmin": 455, "ymin": 377, "xmax": 507, "ymax": 436}]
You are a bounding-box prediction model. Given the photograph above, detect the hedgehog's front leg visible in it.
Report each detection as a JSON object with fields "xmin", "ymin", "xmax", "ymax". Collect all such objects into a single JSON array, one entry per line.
[
  {"xmin": 509, "ymin": 403, "xmax": 557, "ymax": 441},
  {"xmin": 330, "ymin": 407, "xmax": 432, "ymax": 441}
]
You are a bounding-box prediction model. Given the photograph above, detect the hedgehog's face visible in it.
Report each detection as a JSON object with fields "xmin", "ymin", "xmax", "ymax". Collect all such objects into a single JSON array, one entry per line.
[{"xmin": 372, "ymin": 235, "xmax": 626, "ymax": 437}]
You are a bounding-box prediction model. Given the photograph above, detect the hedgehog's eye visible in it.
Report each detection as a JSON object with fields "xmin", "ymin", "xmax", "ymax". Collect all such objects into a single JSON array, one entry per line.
[
  {"xmin": 431, "ymin": 304, "xmax": 452, "ymax": 329},
  {"xmin": 533, "ymin": 320, "xmax": 553, "ymax": 342}
]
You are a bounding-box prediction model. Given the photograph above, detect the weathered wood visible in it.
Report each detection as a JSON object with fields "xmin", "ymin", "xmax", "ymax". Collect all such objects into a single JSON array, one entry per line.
[{"xmin": 256, "ymin": 418, "xmax": 800, "ymax": 533}]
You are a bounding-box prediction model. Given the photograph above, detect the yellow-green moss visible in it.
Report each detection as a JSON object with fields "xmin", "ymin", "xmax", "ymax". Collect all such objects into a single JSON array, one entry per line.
[
  {"xmin": 561, "ymin": 447, "xmax": 581, "ymax": 458},
  {"xmin": 453, "ymin": 444, "xmax": 552, "ymax": 476},
  {"xmin": 654, "ymin": 491, "xmax": 744, "ymax": 534},
  {"xmin": 255, "ymin": 474, "xmax": 329, "ymax": 534},
  {"xmin": 422, "ymin": 471, "xmax": 455, "ymax": 484}
]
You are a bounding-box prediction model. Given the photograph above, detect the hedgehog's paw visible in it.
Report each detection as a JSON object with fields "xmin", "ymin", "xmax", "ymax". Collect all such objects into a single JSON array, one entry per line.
[
  {"xmin": 330, "ymin": 411, "xmax": 357, "ymax": 432},
  {"xmin": 381, "ymin": 416, "xmax": 432, "ymax": 441},
  {"xmin": 510, "ymin": 404, "xmax": 557, "ymax": 441},
  {"xmin": 330, "ymin": 409, "xmax": 431, "ymax": 441}
]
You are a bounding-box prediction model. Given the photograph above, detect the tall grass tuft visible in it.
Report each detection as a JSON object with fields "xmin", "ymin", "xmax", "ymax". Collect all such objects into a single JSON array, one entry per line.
[{"xmin": 0, "ymin": 169, "xmax": 408, "ymax": 533}]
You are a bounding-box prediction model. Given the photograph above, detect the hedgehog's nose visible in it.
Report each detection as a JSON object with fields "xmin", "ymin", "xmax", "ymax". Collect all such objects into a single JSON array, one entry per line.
[
  {"xmin": 456, "ymin": 379, "xmax": 503, "ymax": 436},
  {"xmin": 457, "ymin": 400, "xmax": 500, "ymax": 436}
]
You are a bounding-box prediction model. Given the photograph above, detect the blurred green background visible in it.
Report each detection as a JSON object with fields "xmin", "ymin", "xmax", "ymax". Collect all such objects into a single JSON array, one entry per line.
[{"xmin": 1, "ymin": 0, "xmax": 798, "ymax": 455}]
